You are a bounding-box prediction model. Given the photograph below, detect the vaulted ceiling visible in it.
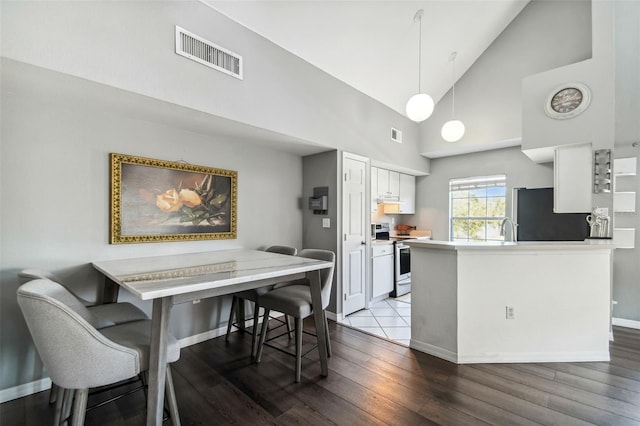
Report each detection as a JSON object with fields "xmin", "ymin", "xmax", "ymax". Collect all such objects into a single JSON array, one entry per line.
[{"xmin": 205, "ymin": 0, "xmax": 530, "ymax": 119}]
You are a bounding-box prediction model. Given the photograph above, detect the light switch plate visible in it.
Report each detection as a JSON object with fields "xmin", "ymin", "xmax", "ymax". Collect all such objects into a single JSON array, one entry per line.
[{"xmin": 322, "ymin": 218, "xmax": 330, "ymax": 228}]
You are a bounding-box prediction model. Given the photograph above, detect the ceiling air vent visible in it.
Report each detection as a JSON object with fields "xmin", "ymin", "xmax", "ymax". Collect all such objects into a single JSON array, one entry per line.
[
  {"xmin": 175, "ymin": 26, "xmax": 243, "ymax": 80},
  {"xmin": 391, "ymin": 128, "xmax": 402, "ymax": 143}
]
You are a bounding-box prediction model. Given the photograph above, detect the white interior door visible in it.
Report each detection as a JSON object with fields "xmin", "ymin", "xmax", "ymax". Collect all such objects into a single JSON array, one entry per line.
[{"xmin": 342, "ymin": 153, "xmax": 367, "ymax": 316}]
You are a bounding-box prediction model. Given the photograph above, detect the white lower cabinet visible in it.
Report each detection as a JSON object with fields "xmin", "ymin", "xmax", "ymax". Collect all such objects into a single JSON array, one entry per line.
[{"xmin": 372, "ymin": 244, "xmax": 394, "ymax": 299}]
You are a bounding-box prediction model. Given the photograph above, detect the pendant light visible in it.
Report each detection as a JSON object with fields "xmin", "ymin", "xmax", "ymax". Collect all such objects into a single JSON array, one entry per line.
[
  {"xmin": 441, "ymin": 51, "xmax": 465, "ymax": 142},
  {"xmin": 406, "ymin": 9, "xmax": 434, "ymax": 122}
]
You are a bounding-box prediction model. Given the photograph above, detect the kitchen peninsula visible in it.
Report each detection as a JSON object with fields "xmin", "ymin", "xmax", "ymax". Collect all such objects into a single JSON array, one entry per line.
[{"xmin": 407, "ymin": 240, "xmax": 615, "ymax": 364}]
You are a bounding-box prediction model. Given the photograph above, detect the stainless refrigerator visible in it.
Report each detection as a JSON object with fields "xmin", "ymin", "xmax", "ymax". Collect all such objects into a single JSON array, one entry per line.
[{"xmin": 515, "ymin": 187, "xmax": 590, "ymax": 241}]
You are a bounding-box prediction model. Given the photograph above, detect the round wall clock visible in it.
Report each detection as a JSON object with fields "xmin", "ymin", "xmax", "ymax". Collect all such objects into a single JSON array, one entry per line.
[{"xmin": 544, "ymin": 83, "xmax": 591, "ymax": 119}]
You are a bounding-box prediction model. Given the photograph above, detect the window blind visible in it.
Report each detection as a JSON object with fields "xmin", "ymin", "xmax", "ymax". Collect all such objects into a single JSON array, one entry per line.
[{"xmin": 449, "ymin": 174, "xmax": 506, "ymax": 191}]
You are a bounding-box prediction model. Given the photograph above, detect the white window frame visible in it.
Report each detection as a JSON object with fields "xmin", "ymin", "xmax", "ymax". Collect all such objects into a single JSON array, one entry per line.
[{"xmin": 449, "ymin": 174, "xmax": 507, "ymax": 242}]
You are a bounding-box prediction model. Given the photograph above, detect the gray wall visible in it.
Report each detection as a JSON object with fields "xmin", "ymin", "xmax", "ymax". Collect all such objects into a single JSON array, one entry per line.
[
  {"xmin": 412, "ymin": 146, "xmax": 554, "ymax": 240},
  {"xmin": 0, "ymin": 0, "xmax": 429, "ymax": 394},
  {"xmin": 302, "ymin": 151, "xmax": 340, "ymax": 312},
  {"xmin": 0, "ymin": 0, "xmax": 429, "ymax": 175},
  {"xmin": 0, "ymin": 70, "xmax": 305, "ymax": 391},
  {"xmin": 420, "ymin": 0, "xmax": 592, "ymax": 158},
  {"xmin": 612, "ymin": 0, "xmax": 640, "ymax": 322}
]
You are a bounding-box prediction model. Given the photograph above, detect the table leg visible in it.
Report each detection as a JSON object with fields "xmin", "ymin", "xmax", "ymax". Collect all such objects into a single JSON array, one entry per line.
[
  {"xmin": 147, "ymin": 297, "xmax": 172, "ymax": 426},
  {"xmin": 308, "ymin": 270, "xmax": 328, "ymax": 377}
]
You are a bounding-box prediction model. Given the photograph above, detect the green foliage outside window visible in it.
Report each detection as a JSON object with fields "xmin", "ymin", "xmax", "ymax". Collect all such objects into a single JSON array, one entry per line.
[{"xmin": 450, "ymin": 183, "xmax": 506, "ymax": 242}]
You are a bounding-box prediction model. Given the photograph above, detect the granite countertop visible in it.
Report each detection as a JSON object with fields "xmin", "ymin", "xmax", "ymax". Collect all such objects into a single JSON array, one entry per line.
[{"xmin": 406, "ymin": 239, "xmax": 616, "ymax": 251}]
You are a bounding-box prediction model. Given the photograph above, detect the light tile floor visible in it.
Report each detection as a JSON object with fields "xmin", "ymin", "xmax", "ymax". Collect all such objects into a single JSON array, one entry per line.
[{"xmin": 338, "ymin": 294, "xmax": 411, "ymax": 346}]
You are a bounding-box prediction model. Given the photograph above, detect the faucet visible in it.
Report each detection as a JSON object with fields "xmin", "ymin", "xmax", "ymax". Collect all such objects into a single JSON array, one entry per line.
[{"xmin": 500, "ymin": 217, "xmax": 517, "ymax": 242}]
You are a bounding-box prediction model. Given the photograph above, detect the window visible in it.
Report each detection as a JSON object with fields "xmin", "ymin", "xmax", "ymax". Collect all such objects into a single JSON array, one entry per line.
[{"xmin": 449, "ymin": 175, "xmax": 506, "ymax": 242}]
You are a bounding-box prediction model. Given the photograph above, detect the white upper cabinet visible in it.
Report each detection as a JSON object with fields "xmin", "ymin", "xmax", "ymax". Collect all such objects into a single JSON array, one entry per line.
[
  {"xmin": 373, "ymin": 167, "xmax": 416, "ymax": 215},
  {"xmin": 553, "ymin": 143, "xmax": 592, "ymax": 213},
  {"xmin": 398, "ymin": 173, "xmax": 416, "ymax": 214},
  {"xmin": 377, "ymin": 168, "xmax": 400, "ymax": 199}
]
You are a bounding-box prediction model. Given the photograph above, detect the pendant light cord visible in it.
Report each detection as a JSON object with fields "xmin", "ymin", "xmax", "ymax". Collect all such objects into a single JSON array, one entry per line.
[
  {"xmin": 450, "ymin": 51, "xmax": 457, "ymax": 119},
  {"xmin": 418, "ymin": 15, "xmax": 422, "ymax": 92},
  {"xmin": 414, "ymin": 9, "xmax": 424, "ymax": 93}
]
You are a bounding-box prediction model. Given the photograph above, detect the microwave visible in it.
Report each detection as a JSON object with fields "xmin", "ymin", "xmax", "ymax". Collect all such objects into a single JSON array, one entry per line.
[{"xmin": 372, "ymin": 223, "xmax": 390, "ymax": 240}]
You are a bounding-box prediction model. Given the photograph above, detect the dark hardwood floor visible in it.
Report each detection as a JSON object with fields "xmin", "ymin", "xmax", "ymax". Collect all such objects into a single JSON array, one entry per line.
[{"xmin": 2, "ymin": 322, "xmax": 640, "ymax": 425}]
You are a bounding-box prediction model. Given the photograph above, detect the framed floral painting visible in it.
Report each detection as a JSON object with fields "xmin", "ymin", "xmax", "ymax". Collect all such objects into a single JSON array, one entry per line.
[{"xmin": 110, "ymin": 153, "xmax": 237, "ymax": 244}]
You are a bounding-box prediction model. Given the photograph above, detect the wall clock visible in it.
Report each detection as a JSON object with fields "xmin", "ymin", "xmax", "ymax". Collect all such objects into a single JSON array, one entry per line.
[{"xmin": 544, "ymin": 83, "xmax": 591, "ymax": 119}]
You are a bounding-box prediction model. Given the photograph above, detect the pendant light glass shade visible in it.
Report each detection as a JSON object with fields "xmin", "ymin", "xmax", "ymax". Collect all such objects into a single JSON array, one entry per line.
[
  {"xmin": 406, "ymin": 93, "xmax": 434, "ymax": 122},
  {"xmin": 441, "ymin": 120, "xmax": 465, "ymax": 142},
  {"xmin": 441, "ymin": 51, "xmax": 465, "ymax": 142},
  {"xmin": 406, "ymin": 9, "xmax": 433, "ymax": 123}
]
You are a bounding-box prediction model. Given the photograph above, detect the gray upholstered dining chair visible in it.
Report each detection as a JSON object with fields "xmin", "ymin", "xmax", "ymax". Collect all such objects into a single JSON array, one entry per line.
[
  {"xmin": 225, "ymin": 245, "xmax": 297, "ymax": 357},
  {"xmin": 255, "ymin": 249, "xmax": 335, "ymax": 383},
  {"xmin": 17, "ymin": 278, "xmax": 181, "ymax": 426},
  {"xmin": 18, "ymin": 269, "xmax": 149, "ymax": 327},
  {"xmin": 17, "ymin": 269, "xmax": 149, "ymax": 408}
]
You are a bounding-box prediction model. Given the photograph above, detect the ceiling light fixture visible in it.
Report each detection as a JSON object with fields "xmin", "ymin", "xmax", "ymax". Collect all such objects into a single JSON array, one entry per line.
[
  {"xmin": 441, "ymin": 51, "xmax": 465, "ymax": 142},
  {"xmin": 406, "ymin": 9, "xmax": 434, "ymax": 122}
]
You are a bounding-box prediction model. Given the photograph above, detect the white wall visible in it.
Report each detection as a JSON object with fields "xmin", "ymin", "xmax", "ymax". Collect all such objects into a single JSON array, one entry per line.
[
  {"xmin": 412, "ymin": 146, "xmax": 554, "ymax": 240},
  {"xmin": 420, "ymin": 0, "xmax": 592, "ymax": 158},
  {"xmin": 522, "ymin": 1, "xmax": 614, "ymax": 161},
  {"xmin": 612, "ymin": 0, "xmax": 640, "ymax": 323},
  {"xmin": 0, "ymin": 67, "xmax": 305, "ymax": 391}
]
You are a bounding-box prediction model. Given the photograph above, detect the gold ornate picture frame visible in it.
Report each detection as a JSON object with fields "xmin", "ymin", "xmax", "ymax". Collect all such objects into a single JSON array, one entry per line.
[{"xmin": 110, "ymin": 153, "xmax": 237, "ymax": 244}]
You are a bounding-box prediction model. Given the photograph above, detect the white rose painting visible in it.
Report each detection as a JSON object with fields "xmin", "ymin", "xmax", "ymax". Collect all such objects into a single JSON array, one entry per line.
[{"xmin": 110, "ymin": 153, "xmax": 237, "ymax": 244}]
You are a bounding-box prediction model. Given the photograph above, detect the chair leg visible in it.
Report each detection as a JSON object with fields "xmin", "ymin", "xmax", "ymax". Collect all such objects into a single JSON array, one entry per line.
[
  {"xmin": 225, "ymin": 296, "xmax": 238, "ymax": 341},
  {"xmin": 323, "ymin": 310, "xmax": 332, "ymax": 358},
  {"xmin": 250, "ymin": 302, "xmax": 261, "ymax": 359},
  {"xmin": 140, "ymin": 371, "xmax": 148, "ymax": 400},
  {"xmin": 285, "ymin": 314, "xmax": 292, "ymax": 339},
  {"xmin": 53, "ymin": 386, "xmax": 65, "ymax": 426},
  {"xmin": 70, "ymin": 388, "xmax": 88, "ymax": 426},
  {"xmin": 236, "ymin": 298, "xmax": 246, "ymax": 332},
  {"xmin": 164, "ymin": 365, "xmax": 181, "ymax": 426},
  {"xmin": 255, "ymin": 308, "xmax": 270, "ymax": 363},
  {"xmin": 61, "ymin": 388, "xmax": 74, "ymax": 426},
  {"xmin": 49, "ymin": 383, "xmax": 59, "ymax": 404},
  {"xmin": 295, "ymin": 317, "xmax": 303, "ymax": 383}
]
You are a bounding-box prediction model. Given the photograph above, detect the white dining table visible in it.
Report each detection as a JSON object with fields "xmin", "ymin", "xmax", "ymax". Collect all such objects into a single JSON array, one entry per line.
[{"xmin": 92, "ymin": 248, "xmax": 334, "ymax": 426}]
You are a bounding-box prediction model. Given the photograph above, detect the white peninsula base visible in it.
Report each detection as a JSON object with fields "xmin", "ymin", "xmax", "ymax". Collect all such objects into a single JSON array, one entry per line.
[{"xmin": 406, "ymin": 240, "xmax": 615, "ymax": 364}]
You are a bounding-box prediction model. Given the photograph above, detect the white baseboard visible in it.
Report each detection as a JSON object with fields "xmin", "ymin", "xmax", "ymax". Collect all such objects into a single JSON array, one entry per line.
[
  {"xmin": 178, "ymin": 324, "xmax": 229, "ymax": 347},
  {"xmin": 456, "ymin": 351, "xmax": 610, "ymax": 364},
  {"xmin": 0, "ymin": 377, "xmax": 52, "ymax": 404},
  {"xmin": 409, "ymin": 339, "xmax": 610, "ymax": 364},
  {"xmin": 325, "ymin": 310, "xmax": 338, "ymax": 322},
  {"xmin": 612, "ymin": 317, "xmax": 640, "ymax": 330},
  {"xmin": 410, "ymin": 339, "xmax": 458, "ymax": 363}
]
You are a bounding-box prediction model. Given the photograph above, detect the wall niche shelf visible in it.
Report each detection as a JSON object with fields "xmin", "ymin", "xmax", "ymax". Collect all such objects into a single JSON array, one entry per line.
[
  {"xmin": 613, "ymin": 157, "xmax": 637, "ymax": 249},
  {"xmin": 593, "ymin": 149, "xmax": 612, "ymax": 193}
]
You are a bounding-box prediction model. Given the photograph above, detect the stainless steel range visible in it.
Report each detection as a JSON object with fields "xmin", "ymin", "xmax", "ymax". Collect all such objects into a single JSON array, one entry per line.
[
  {"xmin": 391, "ymin": 240, "xmax": 411, "ymax": 297},
  {"xmin": 373, "ymin": 223, "xmax": 411, "ymax": 298}
]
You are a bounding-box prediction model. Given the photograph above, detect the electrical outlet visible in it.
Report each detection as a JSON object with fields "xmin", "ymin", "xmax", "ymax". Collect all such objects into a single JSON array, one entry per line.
[
  {"xmin": 506, "ymin": 306, "xmax": 515, "ymax": 319},
  {"xmin": 322, "ymin": 218, "xmax": 331, "ymax": 228}
]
